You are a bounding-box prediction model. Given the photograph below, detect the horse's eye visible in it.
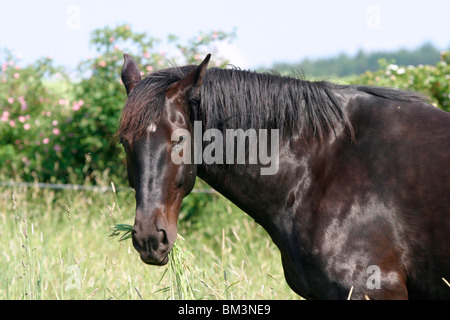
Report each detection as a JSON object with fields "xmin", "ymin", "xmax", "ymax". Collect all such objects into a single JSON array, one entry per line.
[{"xmin": 172, "ymin": 135, "xmax": 186, "ymax": 153}]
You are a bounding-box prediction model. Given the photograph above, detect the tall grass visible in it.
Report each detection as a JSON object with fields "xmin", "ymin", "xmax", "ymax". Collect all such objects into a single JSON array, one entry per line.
[{"xmin": 0, "ymin": 180, "xmax": 298, "ymax": 300}]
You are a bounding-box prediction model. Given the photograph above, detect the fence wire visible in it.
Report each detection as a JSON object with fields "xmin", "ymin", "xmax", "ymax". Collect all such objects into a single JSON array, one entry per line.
[{"xmin": 0, "ymin": 181, "xmax": 217, "ymax": 194}]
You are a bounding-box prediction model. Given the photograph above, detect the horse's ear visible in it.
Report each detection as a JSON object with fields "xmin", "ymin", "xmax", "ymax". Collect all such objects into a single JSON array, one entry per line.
[
  {"xmin": 121, "ymin": 54, "xmax": 141, "ymax": 96},
  {"xmin": 169, "ymin": 54, "xmax": 211, "ymax": 100}
]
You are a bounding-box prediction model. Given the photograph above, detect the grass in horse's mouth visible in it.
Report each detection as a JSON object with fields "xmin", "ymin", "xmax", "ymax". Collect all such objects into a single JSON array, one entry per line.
[{"xmin": 110, "ymin": 223, "xmax": 196, "ymax": 298}]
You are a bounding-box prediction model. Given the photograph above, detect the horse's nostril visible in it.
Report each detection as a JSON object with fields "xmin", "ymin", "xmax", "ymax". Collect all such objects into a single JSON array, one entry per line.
[
  {"xmin": 155, "ymin": 225, "xmax": 168, "ymax": 245},
  {"xmin": 160, "ymin": 229, "xmax": 168, "ymax": 245}
]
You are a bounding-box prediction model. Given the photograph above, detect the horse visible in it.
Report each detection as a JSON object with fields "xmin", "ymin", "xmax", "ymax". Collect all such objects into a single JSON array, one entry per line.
[{"xmin": 117, "ymin": 53, "xmax": 450, "ymax": 299}]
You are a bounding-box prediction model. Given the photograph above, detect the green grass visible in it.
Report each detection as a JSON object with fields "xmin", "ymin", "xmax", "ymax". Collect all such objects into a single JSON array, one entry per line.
[{"xmin": 0, "ymin": 181, "xmax": 298, "ymax": 300}]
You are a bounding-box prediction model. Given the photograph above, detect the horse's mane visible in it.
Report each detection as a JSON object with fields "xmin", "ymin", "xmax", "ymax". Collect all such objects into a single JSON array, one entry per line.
[
  {"xmin": 118, "ymin": 67, "xmax": 189, "ymax": 142},
  {"xmin": 118, "ymin": 65, "xmax": 425, "ymax": 143},
  {"xmin": 198, "ymin": 67, "xmax": 354, "ymax": 142}
]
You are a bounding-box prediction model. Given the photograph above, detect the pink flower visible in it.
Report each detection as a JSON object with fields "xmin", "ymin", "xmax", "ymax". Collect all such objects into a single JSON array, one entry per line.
[
  {"xmin": 22, "ymin": 157, "xmax": 31, "ymax": 166},
  {"xmin": 98, "ymin": 60, "xmax": 106, "ymax": 68},
  {"xmin": 9, "ymin": 120, "xmax": 15, "ymax": 127},
  {"xmin": 7, "ymin": 97, "xmax": 14, "ymax": 104},
  {"xmin": 19, "ymin": 96, "xmax": 27, "ymax": 110},
  {"xmin": 143, "ymin": 51, "xmax": 150, "ymax": 59},
  {"xmin": 18, "ymin": 115, "xmax": 26, "ymax": 123},
  {"xmin": 146, "ymin": 65, "xmax": 154, "ymax": 72},
  {"xmin": 52, "ymin": 128, "xmax": 60, "ymax": 135},
  {"xmin": 43, "ymin": 138, "xmax": 50, "ymax": 145},
  {"xmin": 59, "ymin": 99, "xmax": 66, "ymax": 106},
  {"xmin": 14, "ymin": 73, "xmax": 19, "ymax": 79},
  {"xmin": 52, "ymin": 120, "xmax": 58, "ymax": 126},
  {"xmin": 23, "ymin": 123, "xmax": 31, "ymax": 130},
  {"xmin": 53, "ymin": 144, "xmax": 62, "ymax": 152},
  {"xmin": 1, "ymin": 111, "xmax": 9, "ymax": 121},
  {"xmin": 73, "ymin": 102, "xmax": 81, "ymax": 111}
]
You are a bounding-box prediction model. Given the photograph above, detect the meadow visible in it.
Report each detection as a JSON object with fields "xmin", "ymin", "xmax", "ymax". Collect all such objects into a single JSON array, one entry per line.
[{"xmin": 0, "ymin": 179, "xmax": 298, "ymax": 300}]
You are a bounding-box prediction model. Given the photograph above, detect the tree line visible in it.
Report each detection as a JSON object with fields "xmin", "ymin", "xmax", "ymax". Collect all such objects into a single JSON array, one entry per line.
[{"xmin": 263, "ymin": 43, "xmax": 447, "ymax": 78}]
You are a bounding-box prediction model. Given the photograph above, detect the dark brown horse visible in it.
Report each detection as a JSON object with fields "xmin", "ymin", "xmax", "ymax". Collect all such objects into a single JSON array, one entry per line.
[{"xmin": 118, "ymin": 53, "xmax": 450, "ymax": 299}]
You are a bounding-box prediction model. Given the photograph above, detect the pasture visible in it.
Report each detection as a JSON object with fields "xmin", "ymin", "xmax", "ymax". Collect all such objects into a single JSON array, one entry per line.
[{"xmin": 0, "ymin": 180, "xmax": 298, "ymax": 300}]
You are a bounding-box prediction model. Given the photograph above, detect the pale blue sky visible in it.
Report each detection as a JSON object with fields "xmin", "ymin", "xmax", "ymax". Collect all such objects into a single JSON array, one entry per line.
[{"xmin": 1, "ymin": 0, "xmax": 449, "ymax": 70}]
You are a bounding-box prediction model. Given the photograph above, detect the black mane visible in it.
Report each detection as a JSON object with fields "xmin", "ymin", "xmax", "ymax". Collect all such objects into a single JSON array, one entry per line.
[
  {"xmin": 200, "ymin": 68, "xmax": 353, "ymax": 141},
  {"xmin": 119, "ymin": 65, "xmax": 426, "ymax": 142}
]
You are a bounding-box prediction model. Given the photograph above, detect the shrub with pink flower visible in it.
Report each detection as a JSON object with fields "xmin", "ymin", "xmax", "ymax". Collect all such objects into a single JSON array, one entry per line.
[{"xmin": 0, "ymin": 48, "xmax": 72, "ymax": 181}]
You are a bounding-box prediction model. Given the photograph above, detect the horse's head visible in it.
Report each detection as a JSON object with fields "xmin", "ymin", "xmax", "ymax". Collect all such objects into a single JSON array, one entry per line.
[{"xmin": 119, "ymin": 53, "xmax": 210, "ymax": 265}]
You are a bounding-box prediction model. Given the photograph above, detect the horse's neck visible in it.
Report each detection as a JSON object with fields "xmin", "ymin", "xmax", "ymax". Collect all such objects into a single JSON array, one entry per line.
[
  {"xmin": 195, "ymin": 137, "xmax": 303, "ymax": 230},
  {"xmin": 197, "ymin": 163, "xmax": 273, "ymax": 223}
]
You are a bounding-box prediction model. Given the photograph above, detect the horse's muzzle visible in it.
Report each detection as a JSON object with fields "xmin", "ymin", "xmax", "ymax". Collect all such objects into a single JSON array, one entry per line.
[{"xmin": 131, "ymin": 218, "xmax": 172, "ymax": 266}]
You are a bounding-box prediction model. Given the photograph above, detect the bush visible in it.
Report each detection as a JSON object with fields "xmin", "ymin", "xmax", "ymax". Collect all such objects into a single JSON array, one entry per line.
[
  {"xmin": 352, "ymin": 51, "xmax": 450, "ymax": 112},
  {"xmin": 0, "ymin": 49, "xmax": 72, "ymax": 182},
  {"xmin": 0, "ymin": 25, "xmax": 234, "ymax": 184}
]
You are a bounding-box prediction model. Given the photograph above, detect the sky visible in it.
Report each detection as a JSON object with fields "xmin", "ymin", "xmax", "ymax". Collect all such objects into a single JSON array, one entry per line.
[{"xmin": 1, "ymin": 0, "xmax": 449, "ymax": 70}]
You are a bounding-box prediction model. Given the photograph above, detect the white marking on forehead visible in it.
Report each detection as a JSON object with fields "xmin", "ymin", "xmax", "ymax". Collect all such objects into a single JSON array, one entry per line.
[{"xmin": 147, "ymin": 123, "xmax": 157, "ymax": 133}]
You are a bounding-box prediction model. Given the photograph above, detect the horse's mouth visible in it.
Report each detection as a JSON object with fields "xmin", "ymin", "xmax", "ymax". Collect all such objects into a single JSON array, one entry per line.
[{"xmin": 139, "ymin": 252, "xmax": 169, "ymax": 266}]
